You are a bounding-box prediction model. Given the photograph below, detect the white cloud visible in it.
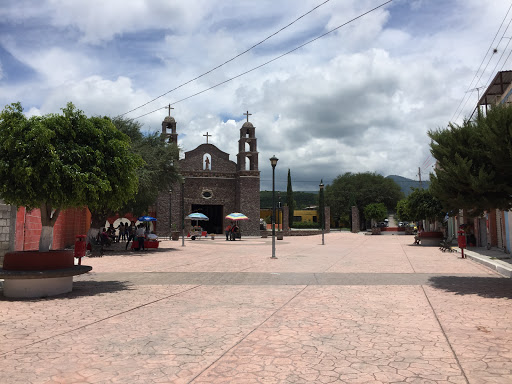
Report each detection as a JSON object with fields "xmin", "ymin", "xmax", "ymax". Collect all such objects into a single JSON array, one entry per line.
[{"xmin": 1, "ymin": 0, "xmax": 511, "ymax": 189}]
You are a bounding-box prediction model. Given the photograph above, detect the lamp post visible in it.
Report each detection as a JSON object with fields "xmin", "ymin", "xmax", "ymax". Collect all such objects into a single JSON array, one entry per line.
[
  {"xmin": 270, "ymin": 155, "xmax": 279, "ymax": 259},
  {"xmin": 181, "ymin": 179, "xmax": 185, "ymax": 247},
  {"xmin": 319, "ymin": 180, "xmax": 325, "ymax": 245}
]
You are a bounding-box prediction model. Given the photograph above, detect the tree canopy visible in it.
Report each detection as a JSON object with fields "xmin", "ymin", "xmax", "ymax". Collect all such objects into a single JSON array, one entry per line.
[
  {"xmin": 395, "ymin": 199, "xmax": 412, "ymax": 222},
  {"xmin": 325, "ymin": 172, "xmax": 403, "ymax": 227},
  {"xmin": 363, "ymin": 203, "xmax": 387, "ymax": 223},
  {"xmin": 429, "ymin": 104, "xmax": 512, "ymax": 216},
  {"xmin": 406, "ymin": 188, "xmax": 444, "ymax": 222},
  {"xmin": 0, "ymin": 102, "xmax": 142, "ymax": 250},
  {"xmin": 110, "ymin": 117, "xmax": 180, "ymax": 218}
]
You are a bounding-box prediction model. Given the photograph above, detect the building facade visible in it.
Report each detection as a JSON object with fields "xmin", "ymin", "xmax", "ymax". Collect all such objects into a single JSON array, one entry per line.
[{"xmin": 156, "ymin": 113, "xmax": 261, "ymax": 236}]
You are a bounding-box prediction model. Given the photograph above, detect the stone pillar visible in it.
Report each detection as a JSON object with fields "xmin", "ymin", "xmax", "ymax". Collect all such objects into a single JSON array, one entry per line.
[
  {"xmin": 0, "ymin": 200, "xmax": 17, "ymax": 266},
  {"xmin": 156, "ymin": 191, "xmax": 171, "ymax": 237},
  {"xmin": 324, "ymin": 206, "xmax": 331, "ymax": 233},
  {"xmin": 351, "ymin": 206, "xmax": 359, "ymax": 233},
  {"xmin": 282, "ymin": 206, "xmax": 290, "ymax": 235}
]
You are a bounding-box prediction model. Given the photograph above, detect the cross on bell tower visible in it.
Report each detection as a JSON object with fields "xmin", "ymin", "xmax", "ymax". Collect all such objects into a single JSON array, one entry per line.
[{"xmin": 243, "ymin": 110, "xmax": 252, "ymax": 122}]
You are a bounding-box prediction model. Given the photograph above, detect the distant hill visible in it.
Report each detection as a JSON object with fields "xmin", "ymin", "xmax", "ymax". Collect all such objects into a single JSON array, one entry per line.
[{"xmin": 386, "ymin": 175, "xmax": 430, "ymax": 197}]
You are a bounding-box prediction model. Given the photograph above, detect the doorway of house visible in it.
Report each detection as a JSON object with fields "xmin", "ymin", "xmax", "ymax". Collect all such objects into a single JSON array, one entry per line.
[{"xmin": 191, "ymin": 204, "xmax": 223, "ymax": 234}]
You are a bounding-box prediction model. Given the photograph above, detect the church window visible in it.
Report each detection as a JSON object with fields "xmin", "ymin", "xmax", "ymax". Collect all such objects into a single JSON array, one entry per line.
[{"xmin": 202, "ymin": 189, "xmax": 213, "ymax": 199}]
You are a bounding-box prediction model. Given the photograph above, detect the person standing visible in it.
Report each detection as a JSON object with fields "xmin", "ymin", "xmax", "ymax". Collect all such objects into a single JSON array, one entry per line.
[
  {"xmin": 117, "ymin": 222, "xmax": 126, "ymax": 243},
  {"xmin": 136, "ymin": 224, "xmax": 146, "ymax": 251},
  {"xmin": 125, "ymin": 221, "xmax": 136, "ymax": 250},
  {"xmin": 225, "ymin": 223, "xmax": 232, "ymax": 241}
]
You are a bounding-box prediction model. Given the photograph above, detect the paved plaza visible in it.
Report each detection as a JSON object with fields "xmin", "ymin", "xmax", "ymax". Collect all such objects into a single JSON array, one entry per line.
[{"xmin": 1, "ymin": 233, "xmax": 512, "ymax": 383}]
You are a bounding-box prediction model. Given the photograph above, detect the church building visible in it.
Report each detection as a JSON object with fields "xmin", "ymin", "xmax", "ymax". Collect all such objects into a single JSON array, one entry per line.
[{"xmin": 156, "ymin": 111, "xmax": 261, "ymax": 237}]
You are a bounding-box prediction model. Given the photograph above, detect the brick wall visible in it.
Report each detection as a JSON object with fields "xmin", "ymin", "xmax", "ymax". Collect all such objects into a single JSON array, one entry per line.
[{"xmin": 15, "ymin": 206, "xmax": 89, "ymax": 251}]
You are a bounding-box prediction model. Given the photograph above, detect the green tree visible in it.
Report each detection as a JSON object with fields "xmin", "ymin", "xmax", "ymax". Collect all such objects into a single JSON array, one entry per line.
[
  {"xmin": 0, "ymin": 102, "xmax": 142, "ymax": 251},
  {"xmin": 325, "ymin": 172, "xmax": 403, "ymax": 229},
  {"xmin": 318, "ymin": 180, "xmax": 325, "ymax": 229},
  {"xmin": 406, "ymin": 188, "xmax": 444, "ymax": 223},
  {"xmin": 395, "ymin": 199, "xmax": 412, "ymax": 222},
  {"xmin": 111, "ymin": 117, "xmax": 180, "ymax": 217},
  {"xmin": 363, "ymin": 203, "xmax": 387, "ymax": 225},
  {"xmin": 286, "ymin": 169, "xmax": 295, "ymax": 227},
  {"xmin": 429, "ymin": 104, "xmax": 512, "ymax": 215}
]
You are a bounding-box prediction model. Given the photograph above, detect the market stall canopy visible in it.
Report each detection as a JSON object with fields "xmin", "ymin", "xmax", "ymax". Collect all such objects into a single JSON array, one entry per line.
[
  {"xmin": 137, "ymin": 216, "xmax": 157, "ymax": 222},
  {"xmin": 186, "ymin": 213, "xmax": 209, "ymax": 221},
  {"xmin": 225, "ymin": 213, "xmax": 249, "ymax": 221}
]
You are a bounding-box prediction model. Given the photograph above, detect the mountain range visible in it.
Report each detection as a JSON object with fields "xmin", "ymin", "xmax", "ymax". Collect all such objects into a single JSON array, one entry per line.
[{"xmin": 386, "ymin": 175, "xmax": 430, "ymax": 197}]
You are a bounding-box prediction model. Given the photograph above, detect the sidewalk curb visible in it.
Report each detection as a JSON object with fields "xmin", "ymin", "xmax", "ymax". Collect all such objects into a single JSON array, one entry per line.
[{"xmin": 461, "ymin": 249, "xmax": 512, "ymax": 278}]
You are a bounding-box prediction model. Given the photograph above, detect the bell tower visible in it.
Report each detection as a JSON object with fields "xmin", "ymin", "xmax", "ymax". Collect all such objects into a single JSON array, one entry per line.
[
  {"xmin": 161, "ymin": 104, "xmax": 178, "ymax": 144},
  {"xmin": 237, "ymin": 111, "xmax": 258, "ymax": 171},
  {"xmin": 235, "ymin": 111, "xmax": 260, "ymax": 236}
]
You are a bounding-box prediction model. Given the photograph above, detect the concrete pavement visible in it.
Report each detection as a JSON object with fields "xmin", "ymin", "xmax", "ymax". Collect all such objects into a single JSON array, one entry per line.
[{"xmin": 1, "ymin": 233, "xmax": 512, "ymax": 383}]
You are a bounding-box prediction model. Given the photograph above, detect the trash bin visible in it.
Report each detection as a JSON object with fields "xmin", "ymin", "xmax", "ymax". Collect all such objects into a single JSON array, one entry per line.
[{"xmin": 74, "ymin": 235, "xmax": 87, "ymax": 265}]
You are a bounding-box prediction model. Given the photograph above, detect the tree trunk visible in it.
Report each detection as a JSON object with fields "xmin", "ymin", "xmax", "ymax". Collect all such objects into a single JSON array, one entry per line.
[
  {"xmin": 39, "ymin": 204, "xmax": 60, "ymax": 252},
  {"xmin": 87, "ymin": 211, "xmax": 105, "ymax": 246}
]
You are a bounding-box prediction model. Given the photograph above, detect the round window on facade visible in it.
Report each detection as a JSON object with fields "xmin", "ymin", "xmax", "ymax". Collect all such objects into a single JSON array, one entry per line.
[{"xmin": 202, "ymin": 190, "xmax": 213, "ymax": 199}]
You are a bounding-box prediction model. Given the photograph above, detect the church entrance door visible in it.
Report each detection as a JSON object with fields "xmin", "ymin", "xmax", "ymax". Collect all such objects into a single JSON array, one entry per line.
[{"xmin": 191, "ymin": 204, "xmax": 223, "ymax": 234}]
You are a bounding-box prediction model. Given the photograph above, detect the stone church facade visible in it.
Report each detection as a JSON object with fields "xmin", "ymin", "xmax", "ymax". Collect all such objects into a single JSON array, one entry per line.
[{"xmin": 156, "ymin": 113, "xmax": 261, "ymax": 236}]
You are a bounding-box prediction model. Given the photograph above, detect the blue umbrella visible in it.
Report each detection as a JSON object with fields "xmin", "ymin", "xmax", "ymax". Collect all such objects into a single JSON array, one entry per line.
[
  {"xmin": 137, "ymin": 216, "xmax": 157, "ymax": 222},
  {"xmin": 186, "ymin": 213, "xmax": 209, "ymax": 221}
]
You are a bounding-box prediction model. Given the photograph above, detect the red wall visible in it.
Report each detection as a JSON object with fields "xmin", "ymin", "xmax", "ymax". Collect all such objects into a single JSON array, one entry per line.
[{"xmin": 15, "ymin": 207, "xmax": 90, "ymax": 251}]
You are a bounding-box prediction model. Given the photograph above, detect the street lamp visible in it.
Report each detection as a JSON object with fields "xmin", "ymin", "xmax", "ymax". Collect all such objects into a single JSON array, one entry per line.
[
  {"xmin": 319, "ymin": 180, "xmax": 325, "ymax": 245},
  {"xmin": 181, "ymin": 179, "xmax": 185, "ymax": 247},
  {"xmin": 270, "ymin": 155, "xmax": 279, "ymax": 259}
]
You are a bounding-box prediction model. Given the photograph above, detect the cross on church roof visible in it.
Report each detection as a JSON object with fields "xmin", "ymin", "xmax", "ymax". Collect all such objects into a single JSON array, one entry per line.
[
  {"xmin": 203, "ymin": 132, "xmax": 212, "ymax": 144},
  {"xmin": 167, "ymin": 104, "xmax": 174, "ymax": 117},
  {"xmin": 243, "ymin": 110, "xmax": 252, "ymax": 122}
]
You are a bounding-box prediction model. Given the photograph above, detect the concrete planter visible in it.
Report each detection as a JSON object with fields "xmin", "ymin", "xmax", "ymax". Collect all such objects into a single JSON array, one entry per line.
[
  {"xmin": 420, "ymin": 231, "xmax": 443, "ymax": 246},
  {"xmin": 171, "ymin": 232, "xmax": 180, "ymax": 241},
  {"xmin": 371, "ymin": 227, "xmax": 382, "ymax": 235},
  {"xmin": 277, "ymin": 232, "xmax": 284, "ymax": 240},
  {"xmin": 0, "ymin": 250, "xmax": 91, "ymax": 298}
]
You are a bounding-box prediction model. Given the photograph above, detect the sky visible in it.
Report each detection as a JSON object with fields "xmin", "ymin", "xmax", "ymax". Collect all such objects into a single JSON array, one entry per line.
[{"xmin": 1, "ymin": 0, "xmax": 511, "ymax": 191}]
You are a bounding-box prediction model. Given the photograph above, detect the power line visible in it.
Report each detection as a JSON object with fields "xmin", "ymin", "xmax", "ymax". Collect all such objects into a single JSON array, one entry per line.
[
  {"xmin": 120, "ymin": 0, "xmax": 332, "ymax": 117},
  {"xmin": 451, "ymin": 1, "xmax": 512, "ymax": 122},
  {"xmin": 127, "ymin": 0, "xmax": 394, "ymax": 122}
]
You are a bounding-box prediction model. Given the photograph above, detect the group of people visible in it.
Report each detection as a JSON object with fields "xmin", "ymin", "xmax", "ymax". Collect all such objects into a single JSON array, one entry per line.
[
  {"xmin": 225, "ymin": 222, "xmax": 240, "ymax": 241},
  {"xmin": 96, "ymin": 221, "xmax": 157, "ymax": 251}
]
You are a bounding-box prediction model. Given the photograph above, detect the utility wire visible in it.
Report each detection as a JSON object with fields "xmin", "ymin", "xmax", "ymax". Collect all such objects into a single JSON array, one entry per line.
[
  {"xmin": 120, "ymin": 0, "xmax": 332, "ymax": 117},
  {"xmin": 451, "ymin": 1, "xmax": 512, "ymax": 122},
  {"xmin": 128, "ymin": 0, "xmax": 394, "ymax": 122}
]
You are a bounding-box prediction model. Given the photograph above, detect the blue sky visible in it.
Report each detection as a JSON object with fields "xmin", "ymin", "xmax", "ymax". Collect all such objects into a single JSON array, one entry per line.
[{"xmin": 1, "ymin": 0, "xmax": 510, "ymax": 190}]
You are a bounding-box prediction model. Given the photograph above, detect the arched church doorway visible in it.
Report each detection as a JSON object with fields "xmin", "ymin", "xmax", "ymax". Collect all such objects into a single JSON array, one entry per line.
[{"xmin": 191, "ymin": 204, "xmax": 223, "ymax": 234}]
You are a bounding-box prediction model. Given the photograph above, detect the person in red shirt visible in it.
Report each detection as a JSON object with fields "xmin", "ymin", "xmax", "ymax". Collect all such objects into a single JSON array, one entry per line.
[{"xmin": 225, "ymin": 223, "xmax": 232, "ymax": 241}]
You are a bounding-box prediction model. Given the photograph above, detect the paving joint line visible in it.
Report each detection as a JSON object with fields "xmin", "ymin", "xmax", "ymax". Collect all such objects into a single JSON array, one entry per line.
[
  {"xmin": 399, "ymin": 238, "xmax": 417, "ymax": 273},
  {"xmin": 324, "ymin": 237, "xmax": 367, "ymax": 273},
  {"xmin": 188, "ymin": 285, "xmax": 309, "ymax": 383},
  {"xmin": 420, "ymin": 285, "xmax": 469, "ymax": 384},
  {"xmin": 0, "ymin": 284, "xmax": 202, "ymax": 357}
]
